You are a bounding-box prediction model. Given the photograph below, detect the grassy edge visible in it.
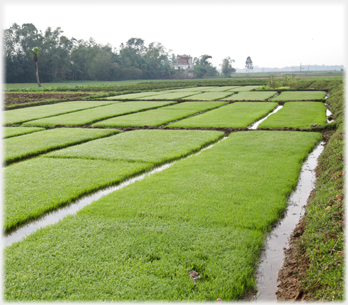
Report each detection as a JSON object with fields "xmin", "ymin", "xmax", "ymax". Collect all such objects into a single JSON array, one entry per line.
[{"xmin": 295, "ymin": 81, "xmax": 344, "ymax": 300}]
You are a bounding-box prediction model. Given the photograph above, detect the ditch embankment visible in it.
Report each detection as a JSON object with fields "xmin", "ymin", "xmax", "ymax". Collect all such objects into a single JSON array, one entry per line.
[{"xmin": 275, "ymin": 80, "xmax": 344, "ymax": 301}]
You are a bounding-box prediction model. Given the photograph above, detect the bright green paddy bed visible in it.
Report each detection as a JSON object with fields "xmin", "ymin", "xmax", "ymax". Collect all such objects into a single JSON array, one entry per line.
[
  {"xmin": 140, "ymin": 91, "xmax": 198, "ymax": 100},
  {"xmin": 228, "ymin": 85, "xmax": 261, "ymax": 92},
  {"xmin": 258, "ymin": 102, "xmax": 328, "ymax": 129},
  {"xmin": 167, "ymin": 102, "xmax": 277, "ymax": 128},
  {"xmin": 222, "ymin": 91, "xmax": 277, "ymax": 101},
  {"xmin": 3, "ymin": 126, "xmax": 45, "ymax": 138},
  {"xmin": 4, "ymin": 128, "xmax": 120, "ymax": 164},
  {"xmin": 4, "ymin": 131, "xmax": 321, "ymax": 301},
  {"xmin": 45, "ymin": 129, "xmax": 224, "ymax": 164},
  {"xmin": 184, "ymin": 91, "xmax": 233, "ymax": 100},
  {"xmin": 22, "ymin": 101, "xmax": 174, "ymax": 127},
  {"xmin": 4, "ymin": 129, "xmax": 224, "ymax": 230},
  {"xmin": 270, "ymin": 91, "xmax": 326, "ymax": 101},
  {"xmin": 106, "ymin": 91, "xmax": 164, "ymax": 100},
  {"xmin": 93, "ymin": 102, "xmax": 226, "ymax": 127},
  {"xmin": 4, "ymin": 101, "xmax": 114, "ymax": 125}
]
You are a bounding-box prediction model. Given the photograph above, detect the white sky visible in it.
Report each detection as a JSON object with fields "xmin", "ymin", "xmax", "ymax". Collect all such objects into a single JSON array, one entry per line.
[{"xmin": 1, "ymin": 0, "xmax": 347, "ymax": 69}]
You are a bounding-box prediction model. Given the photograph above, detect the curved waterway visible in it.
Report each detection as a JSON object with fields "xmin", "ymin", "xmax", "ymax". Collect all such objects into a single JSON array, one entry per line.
[
  {"xmin": 248, "ymin": 105, "xmax": 283, "ymax": 130},
  {"xmin": 4, "ymin": 137, "xmax": 227, "ymax": 248},
  {"xmin": 250, "ymin": 141, "xmax": 325, "ymax": 302}
]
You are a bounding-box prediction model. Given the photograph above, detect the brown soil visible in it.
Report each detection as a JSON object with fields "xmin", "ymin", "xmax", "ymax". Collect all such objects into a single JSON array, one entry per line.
[{"xmin": 4, "ymin": 92, "xmax": 93, "ymax": 107}]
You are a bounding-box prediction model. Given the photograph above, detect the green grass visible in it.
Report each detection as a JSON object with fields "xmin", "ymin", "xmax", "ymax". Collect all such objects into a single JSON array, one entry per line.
[
  {"xmin": 4, "ymin": 128, "xmax": 120, "ymax": 164},
  {"xmin": 4, "ymin": 131, "xmax": 321, "ymax": 301},
  {"xmin": 21, "ymin": 101, "xmax": 174, "ymax": 127},
  {"xmin": 228, "ymin": 86, "xmax": 261, "ymax": 91},
  {"xmin": 3, "ymin": 126, "xmax": 45, "ymax": 138},
  {"xmin": 185, "ymin": 92, "xmax": 233, "ymax": 100},
  {"xmin": 167, "ymin": 102, "xmax": 278, "ymax": 128},
  {"xmin": 140, "ymin": 92, "xmax": 198, "ymax": 100},
  {"xmin": 270, "ymin": 91, "xmax": 326, "ymax": 101},
  {"xmin": 92, "ymin": 102, "xmax": 226, "ymax": 127},
  {"xmin": 4, "ymin": 129, "xmax": 223, "ymax": 230},
  {"xmin": 106, "ymin": 91, "xmax": 164, "ymax": 100},
  {"xmin": 258, "ymin": 102, "xmax": 327, "ymax": 129},
  {"xmin": 4, "ymin": 217, "xmax": 263, "ymax": 301},
  {"xmin": 4, "ymin": 101, "xmax": 114, "ymax": 125},
  {"xmin": 81, "ymin": 131, "xmax": 321, "ymax": 231},
  {"xmin": 222, "ymin": 91, "xmax": 277, "ymax": 101},
  {"xmin": 45, "ymin": 129, "xmax": 224, "ymax": 164},
  {"xmin": 199, "ymin": 86, "xmax": 242, "ymax": 91},
  {"xmin": 294, "ymin": 82, "xmax": 344, "ymax": 300},
  {"xmin": 4, "ymin": 158, "xmax": 153, "ymax": 231}
]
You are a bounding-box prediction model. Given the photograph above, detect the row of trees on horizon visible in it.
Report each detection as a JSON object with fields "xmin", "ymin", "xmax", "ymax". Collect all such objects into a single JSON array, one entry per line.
[{"xmin": 4, "ymin": 23, "xmax": 252, "ymax": 84}]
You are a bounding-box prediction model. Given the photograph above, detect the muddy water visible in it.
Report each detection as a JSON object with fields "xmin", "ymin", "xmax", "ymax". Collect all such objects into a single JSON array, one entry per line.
[
  {"xmin": 252, "ymin": 141, "xmax": 325, "ymax": 302},
  {"xmin": 248, "ymin": 105, "xmax": 283, "ymax": 130},
  {"xmin": 4, "ymin": 138, "xmax": 226, "ymax": 248}
]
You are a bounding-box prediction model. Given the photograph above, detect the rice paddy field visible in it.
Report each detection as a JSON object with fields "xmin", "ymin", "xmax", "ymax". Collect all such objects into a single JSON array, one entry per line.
[
  {"xmin": 21, "ymin": 101, "xmax": 175, "ymax": 127},
  {"xmin": 270, "ymin": 91, "xmax": 326, "ymax": 101},
  {"xmin": 258, "ymin": 102, "xmax": 328, "ymax": 129},
  {"xmin": 222, "ymin": 91, "xmax": 277, "ymax": 101},
  {"xmin": 3, "ymin": 82, "xmax": 342, "ymax": 301}
]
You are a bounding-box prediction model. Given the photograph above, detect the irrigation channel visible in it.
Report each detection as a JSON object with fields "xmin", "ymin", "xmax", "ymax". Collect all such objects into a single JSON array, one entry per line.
[
  {"xmin": 248, "ymin": 105, "xmax": 283, "ymax": 130},
  {"xmin": 251, "ymin": 141, "xmax": 325, "ymax": 302}
]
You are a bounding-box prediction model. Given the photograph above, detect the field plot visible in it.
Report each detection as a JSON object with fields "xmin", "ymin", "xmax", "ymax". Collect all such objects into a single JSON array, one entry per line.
[
  {"xmin": 258, "ymin": 102, "xmax": 327, "ymax": 129},
  {"xmin": 4, "ymin": 158, "xmax": 153, "ymax": 231},
  {"xmin": 222, "ymin": 91, "xmax": 277, "ymax": 101},
  {"xmin": 155, "ymin": 87, "xmax": 226, "ymax": 93},
  {"xmin": 106, "ymin": 91, "xmax": 164, "ymax": 100},
  {"xmin": 5, "ymin": 217, "xmax": 262, "ymax": 301},
  {"xmin": 4, "ymin": 101, "xmax": 114, "ymax": 125},
  {"xmin": 270, "ymin": 91, "xmax": 326, "ymax": 101},
  {"xmin": 227, "ymin": 86, "xmax": 261, "ymax": 91},
  {"xmin": 140, "ymin": 92, "xmax": 198, "ymax": 100},
  {"xmin": 191, "ymin": 86, "xmax": 241, "ymax": 92},
  {"xmin": 4, "ymin": 131, "xmax": 321, "ymax": 301},
  {"xmin": 167, "ymin": 102, "xmax": 277, "ymax": 128},
  {"xmin": 4, "ymin": 126, "xmax": 45, "ymax": 138},
  {"xmin": 93, "ymin": 102, "xmax": 226, "ymax": 127},
  {"xmin": 21, "ymin": 101, "xmax": 174, "ymax": 127},
  {"xmin": 4, "ymin": 129, "xmax": 223, "ymax": 230},
  {"xmin": 4, "ymin": 128, "xmax": 120, "ymax": 164},
  {"xmin": 184, "ymin": 92, "xmax": 233, "ymax": 100},
  {"xmin": 45, "ymin": 129, "xmax": 224, "ymax": 164}
]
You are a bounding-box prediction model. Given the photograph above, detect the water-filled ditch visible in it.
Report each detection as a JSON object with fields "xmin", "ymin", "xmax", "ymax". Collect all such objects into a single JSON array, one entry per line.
[
  {"xmin": 250, "ymin": 141, "xmax": 325, "ymax": 301},
  {"xmin": 248, "ymin": 105, "xmax": 283, "ymax": 129}
]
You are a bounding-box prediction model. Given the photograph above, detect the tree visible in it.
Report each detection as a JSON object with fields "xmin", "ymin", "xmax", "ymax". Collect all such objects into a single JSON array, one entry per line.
[
  {"xmin": 221, "ymin": 57, "xmax": 235, "ymax": 77},
  {"xmin": 199, "ymin": 54, "xmax": 212, "ymax": 66},
  {"xmin": 30, "ymin": 47, "xmax": 41, "ymax": 87},
  {"xmin": 245, "ymin": 56, "xmax": 253, "ymax": 72}
]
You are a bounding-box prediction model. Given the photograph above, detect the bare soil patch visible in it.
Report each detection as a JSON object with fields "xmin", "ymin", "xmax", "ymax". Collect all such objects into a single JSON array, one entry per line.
[{"xmin": 4, "ymin": 93, "xmax": 93, "ymax": 107}]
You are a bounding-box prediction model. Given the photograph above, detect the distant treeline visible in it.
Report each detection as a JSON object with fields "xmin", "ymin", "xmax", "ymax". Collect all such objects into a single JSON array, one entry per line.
[
  {"xmin": 4, "ymin": 23, "xmax": 222, "ymax": 83},
  {"xmin": 236, "ymin": 64, "xmax": 344, "ymax": 73}
]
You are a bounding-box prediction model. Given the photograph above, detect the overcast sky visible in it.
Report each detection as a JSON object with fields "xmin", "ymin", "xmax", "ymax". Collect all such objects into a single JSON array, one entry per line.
[{"xmin": 2, "ymin": 0, "xmax": 347, "ymax": 69}]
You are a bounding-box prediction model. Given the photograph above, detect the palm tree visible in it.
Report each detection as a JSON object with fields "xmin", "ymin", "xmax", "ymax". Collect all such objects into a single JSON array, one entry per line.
[{"xmin": 30, "ymin": 47, "xmax": 41, "ymax": 87}]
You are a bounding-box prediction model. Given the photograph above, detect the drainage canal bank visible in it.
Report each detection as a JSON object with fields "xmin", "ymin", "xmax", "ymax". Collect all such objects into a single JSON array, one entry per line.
[{"xmin": 249, "ymin": 141, "xmax": 325, "ymax": 302}]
